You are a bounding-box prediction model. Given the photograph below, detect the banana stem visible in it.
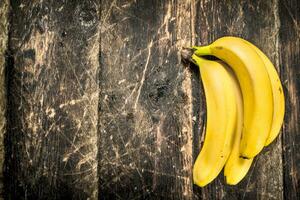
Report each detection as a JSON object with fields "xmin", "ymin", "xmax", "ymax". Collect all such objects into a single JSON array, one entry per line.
[
  {"xmin": 191, "ymin": 54, "xmax": 207, "ymax": 66},
  {"xmin": 192, "ymin": 45, "xmax": 212, "ymax": 56}
]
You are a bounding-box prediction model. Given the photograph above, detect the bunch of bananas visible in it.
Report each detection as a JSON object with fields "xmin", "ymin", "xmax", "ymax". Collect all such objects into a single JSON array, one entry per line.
[{"xmin": 181, "ymin": 36, "xmax": 285, "ymax": 186}]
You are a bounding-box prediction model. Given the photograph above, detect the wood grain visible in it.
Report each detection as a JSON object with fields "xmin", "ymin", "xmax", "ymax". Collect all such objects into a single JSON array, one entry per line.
[
  {"xmin": 193, "ymin": 0, "xmax": 283, "ymax": 199},
  {"xmin": 0, "ymin": 0, "xmax": 9, "ymax": 199},
  {"xmin": 99, "ymin": 0, "xmax": 194, "ymax": 199},
  {"xmin": 5, "ymin": 1, "xmax": 100, "ymax": 199},
  {"xmin": 279, "ymin": 0, "xmax": 300, "ymax": 199}
]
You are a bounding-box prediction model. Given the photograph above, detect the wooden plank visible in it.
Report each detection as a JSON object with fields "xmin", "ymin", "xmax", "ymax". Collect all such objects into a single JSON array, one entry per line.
[
  {"xmin": 5, "ymin": 1, "xmax": 100, "ymax": 199},
  {"xmin": 99, "ymin": 0, "xmax": 194, "ymax": 199},
  {"xmin": 279, "ymin": 0, "xmax": 300, "ymax": 199},
  {"xmin": 193, "ymin": 0, "xmax": 283, "ymax": 199},
  {"xmin": 0, "ymin": 0, "xmax": 9, "ymax": 199}
]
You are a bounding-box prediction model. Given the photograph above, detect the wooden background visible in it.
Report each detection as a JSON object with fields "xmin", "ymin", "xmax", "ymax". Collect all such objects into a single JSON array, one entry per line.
[{"xmin": 0, "ymin": 0, "xmax": 299, "ymax": 199}]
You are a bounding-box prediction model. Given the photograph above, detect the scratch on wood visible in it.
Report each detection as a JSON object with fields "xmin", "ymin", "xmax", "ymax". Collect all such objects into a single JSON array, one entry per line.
[
  {"xmin": 273, "ymin": 0, "xmax": 281, "ymax": 70},
  {"xmin": 134, "ymin": 40, "xmax": 153, "ymax": 110},
  {"xmin": 156, "ymin": 114, "xmax": 165, "ymax": 153},
  {"xmin": 0, "ymin": 0, "xmax": 9, "ymax": 198},
  {"xmin": 280, "ymin": 1, "xmax": 300, "ymax": 35},
  {"xmin": 181, "ymin": 67, "xmax": 193, "ymax": 198}
]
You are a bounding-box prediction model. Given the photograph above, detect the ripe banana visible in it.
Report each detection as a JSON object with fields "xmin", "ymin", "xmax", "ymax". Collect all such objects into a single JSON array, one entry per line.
[
  {"xmin": 245, "ymin": 41, "xmax": 285, "ymax": 146},
  {"xmin": 223, "ymin": 65, "xmax": 253, "ymax": 185},
  {"xmin": 193, "ymin": 36, "xmax": 273, "ymax": 158},
  {"xmin": 189, "ymin": 54, "xmax": 236, "ymax": 187},
  {"xmin": 224, "ymin": 41, "xmax": 285, "ymax": 184}
]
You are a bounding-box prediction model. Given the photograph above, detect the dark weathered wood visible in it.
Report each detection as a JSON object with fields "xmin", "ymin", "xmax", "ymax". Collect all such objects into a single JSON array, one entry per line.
[
  {"xmin": 5, "ymin": 1, "xmax": 100, "ymax": 199},
  {"xmin": 99, "ymin": 0, "xmax": 194, "ymax": 199},
  {"xmin": 279, "ymin": 0, "xmax": 300, "ymax": 199},
  {"xmin": 193, "ymin": 0, "xmax": 283, "ymax": 199},
  {"xmin": 0, "ymin": 0, "xmax": 9, "ymax": 198}
]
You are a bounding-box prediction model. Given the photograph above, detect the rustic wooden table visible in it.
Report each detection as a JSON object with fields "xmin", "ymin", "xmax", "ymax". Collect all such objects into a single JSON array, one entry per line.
[{"xmin": 0, "ymin": 0, "xmax": 299, "ymax": 199}]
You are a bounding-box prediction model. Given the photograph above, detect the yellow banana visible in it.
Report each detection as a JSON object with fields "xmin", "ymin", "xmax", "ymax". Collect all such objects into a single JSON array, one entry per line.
[
  {"xmin": 223, "ymin": 65, "xmax": 253, "ymax": 185},
  {"xmin": 190, "ymin": 55, "xmax": 236, "ymax": 187},
  {"xmin": 224, "ymin": 42, "xmax": 285, "ymax": 184},
  {"xmin": 245, "ymin": 42, "xmax": 285, "ymax": 146},
  {"xmin": 193, "ymin": 36, "xmax": 273, "ymax": 158}
]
